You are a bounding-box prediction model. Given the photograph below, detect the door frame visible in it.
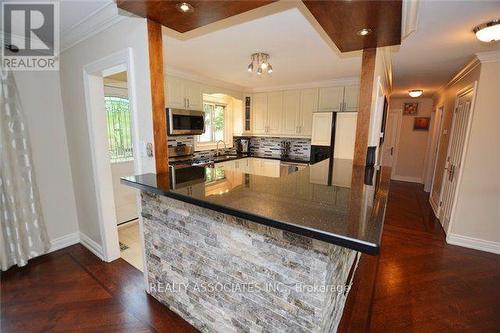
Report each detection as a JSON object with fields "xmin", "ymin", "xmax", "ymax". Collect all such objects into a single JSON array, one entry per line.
[
  {"xmin": 381, "ymin": 108, "xmax": 402, "ymax": 169},
  {"xmin": 82, "ymin": 48, "xmax": 145, "ymax": 264},
  {"xmin": 437, "ymin": 81, "xmax": 478, "ymax": 234}
]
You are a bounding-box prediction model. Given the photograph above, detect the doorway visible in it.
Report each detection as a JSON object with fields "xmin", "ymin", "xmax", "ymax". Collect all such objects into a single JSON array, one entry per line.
[
  {"xmin": 103, "ymin": 72, "xmax": 142, "ymax": 271},
  {"xmin": 438, "ymin": 85, "xmax": 476, "ymax": 234}
]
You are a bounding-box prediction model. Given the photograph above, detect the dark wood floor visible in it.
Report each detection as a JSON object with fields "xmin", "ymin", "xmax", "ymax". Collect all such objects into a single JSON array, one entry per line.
[{"xmin": 1, "ymin": 181, "xmax": 499, "ymax": 332}]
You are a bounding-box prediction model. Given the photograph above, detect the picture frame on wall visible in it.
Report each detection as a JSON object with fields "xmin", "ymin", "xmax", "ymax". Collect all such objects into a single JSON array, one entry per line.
[
  {"xmin": 403, "ymin": 102, "xmax": 419, "ymax": 115},
  {"xmin": 414, "ymin": 117, "xmax": 431, "ymax": 131}
]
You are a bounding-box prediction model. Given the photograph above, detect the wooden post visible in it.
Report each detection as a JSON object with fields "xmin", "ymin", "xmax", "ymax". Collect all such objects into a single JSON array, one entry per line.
[
  {"xmin": 353, "ymin": 48, "xmax": 376, "ymax": 166},
  {"xmin": 147, "ymin": 19, "xmax": 169, "ymax": 174}
]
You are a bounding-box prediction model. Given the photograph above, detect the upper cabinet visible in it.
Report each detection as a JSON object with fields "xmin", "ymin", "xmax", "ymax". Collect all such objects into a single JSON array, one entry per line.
[
  {"xmin": 282, "ymin": 90, "xmax": 301, "ymax": 136},
  {"xmin": 252, "ymin": 93, "xmax": 268, "ymax": 135},
  {"xmin": 299, "ymin": 88, "xmax": 318, "ymax": 136},
  {"xmin": 318, "ymin": 84, "xmax": 359, "ymax": 112},
  {"xmin": 267, "ymin": 92, "xmax": 283, "ymax": 133},
  {"xmin": 165, "ymin": 75, "xmax": 203, "ymax": 110}
]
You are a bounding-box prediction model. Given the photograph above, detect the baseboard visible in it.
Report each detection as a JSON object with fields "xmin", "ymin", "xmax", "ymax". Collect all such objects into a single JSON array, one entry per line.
[
  {"xmin": 79, "ymin": 232, "xmax": 105, "ymax": 260},
  {"xmin": 48, "ymin": 232, "xmax": 80, "ymax": 253},
  {"xmin": 447, "ymin": 233, "xmax": 500, "ymax": 255},
  {"xmin": 391, "ymin": 175, "xmax": 423, "ymax": 183},
  {"xmin": 429, "ymin": 197, "xmax": 440, "ymax": 218}
]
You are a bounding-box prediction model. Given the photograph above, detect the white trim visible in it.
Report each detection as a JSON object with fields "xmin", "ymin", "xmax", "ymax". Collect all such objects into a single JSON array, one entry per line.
[
  {"xmin": 388, "ymin": 109, "xmax": 403, "ymax": 179},
  {"xmin": 61, "ymin": 2, "xmax": 126, "ymax": 52},
  {"xmin": 443, "ymin": 82, "xmax": 478, "ymax": 235},
  {"xmin": 391, "ymin": 175, "xmax": 423, "ymax": 184},
  {"xmin": 48, "ymin": 232, "xmax": 80, "ymax": 253},
  {"xmin": 79, "ymin": 232, "xmax": 105, "ymax": 260},
  {"xmin": 429, "ymin": 195, "xmax": 440, "ymax": 218},
  {"xmin": 401, "ymin": 0, "xmax": 420, "ymax": 40},
  {"xmin": 433, "ymin": 58, "xmax": 480, "ymax": 100},
  {"xmin": 249, "ymin": 77, "xmax": 360, "ymax": 93},
  {"xmin": 447, "ymin": 234, "xmax": 500, "ymax": 255},
  {"xmin": 475, "ymin": 50, "xmax": 500, "ymax": 63}
]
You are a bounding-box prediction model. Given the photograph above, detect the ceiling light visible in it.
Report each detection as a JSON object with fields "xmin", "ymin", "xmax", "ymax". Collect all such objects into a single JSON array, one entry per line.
[
  {"xmin": 176, "ymin": 2, "xmax": 193, "ymax": 13},
  {"xmin": 357, "ymin": 28, "xmax": 372, "ymax": 36},
  {"xmin": 409, "ymin": 90, "xmax": 423, "ymax": 98},
  {"xmin": 247, "ymin": 52, "xmax": 272, "ymax": 76},
  {"xmin": 473, "ymin": 19, "xmax": 500, "ymax": 42}
]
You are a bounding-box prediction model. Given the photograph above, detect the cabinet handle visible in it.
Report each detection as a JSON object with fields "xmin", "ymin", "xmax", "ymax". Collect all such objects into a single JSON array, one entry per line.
[{"xmin": 187, "ymin": 98, "xmax": 190, "ymax": 108}]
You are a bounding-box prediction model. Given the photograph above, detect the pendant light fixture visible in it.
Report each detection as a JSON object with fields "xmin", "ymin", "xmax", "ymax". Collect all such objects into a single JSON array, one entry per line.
[{"xmin": 247, "ymin": 53, "xmax": 273, "ymax": 75}]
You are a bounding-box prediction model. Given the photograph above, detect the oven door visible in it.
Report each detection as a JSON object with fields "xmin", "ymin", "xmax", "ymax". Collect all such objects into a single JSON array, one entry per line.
[{"xmin": 167, "ymin": 108, "xmax": 205, "ymax": 135}]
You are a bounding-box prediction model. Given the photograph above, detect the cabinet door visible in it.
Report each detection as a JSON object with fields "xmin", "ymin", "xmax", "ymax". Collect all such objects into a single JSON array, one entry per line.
[
  {"xmin": 267, "ymin": 92, "xmax": 283, "ymax": 134},
  {"xmin": 311, "ymin": 112, "xmax": 333, "ymax": 146},
  {"xmin": 343, "ymin": 85, "xmax": 359, "ymax": 112},
  {"xmin": 185, "ymin": 80, "xmax": 203, "ymax": 110},
  {"xmin": 334, "ymin": 112, "xmax": 357, "ymax": 159},
  {"xmin": 260, "ymin": 159, "xmax": 280, "ymax": 178},
  {"xmin": 318, "ymin": 86, "xmax": 343, "ymax": 112},
  {"xmin": 165, "ymin": 76, "xmax": 185, "ymax": 109},
  {"xmin": 282, "ymin": 90, "xmax": 301, "ymax": 136},
  {"xmin": 252, "ymin": 93, "xmax": 268, "ymax": 135},
  {"xmin": 299, "ymin": 88, "xmax": 318, "ymax": 136}
]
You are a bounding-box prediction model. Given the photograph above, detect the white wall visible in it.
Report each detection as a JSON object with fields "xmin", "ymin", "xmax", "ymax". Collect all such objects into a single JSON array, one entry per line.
[
  {"xmin": 447, "ymin": 59, "xmax": 500, "ymax": 252},
  {"xmin": 389, "ymin": 97, "xmax": 433, "ymax": 183},
  {"xmin": 59, "ymin": 17, "xmax": 153, "ymax": 246},
  {"xmin": 14, "ymin": 72, "xmax": 79, "ymax": 250}
]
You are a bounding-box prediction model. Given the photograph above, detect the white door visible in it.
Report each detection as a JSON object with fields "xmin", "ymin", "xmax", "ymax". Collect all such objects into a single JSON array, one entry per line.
[
  {"xmin": 299, "ymin": 88, "xmax": 318, "ymax": 136},
  {"xmin": 252, "ymin": 93, "xmax": 268, "ymax": 134},
  {"xmin": 165, "ymin": 76, "xmax": 185, "ymax": 109},
  {"xmin": 439, "ymin": 89, "xmax": 475, "ymax": 233},
  {"xmin": 185, "ymin": 80, "xmax": 202, "ymax": 110},
  {"xmin": 282, "ymin": 90, "xmax": 301, "ymax": 135},
  {"xmin": 343, "ymin": 85, "xmax": 359, "ymax": 112},
  {"xmin": 334, "ymin": 112, "xmax": 357, "ymax": 159},
  {"xmin": 267, "ymin": 91, "xmax": 283, "ymax": 134},
  {"xmin": 381, "ymin": 110, "xmax": 401, "ymax": 167},
  {"xmin": 318, "ymin": 86, "xmax": 343, "ymax": 112},
  {"xmin": 311, "ymin": 112, "xmax": 333, "ymax": 146}
]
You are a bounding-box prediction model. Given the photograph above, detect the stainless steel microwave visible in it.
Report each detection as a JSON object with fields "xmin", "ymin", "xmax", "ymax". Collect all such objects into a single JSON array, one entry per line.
[{"xmin": 167, "ymin": 108, "xmax": 205, "ymax": 136}]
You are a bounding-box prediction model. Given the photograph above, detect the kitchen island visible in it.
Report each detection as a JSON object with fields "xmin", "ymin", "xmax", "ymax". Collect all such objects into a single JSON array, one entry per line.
[{"xmin": 122, "ymin": 157, "xmax": 390, "ymax": 332}]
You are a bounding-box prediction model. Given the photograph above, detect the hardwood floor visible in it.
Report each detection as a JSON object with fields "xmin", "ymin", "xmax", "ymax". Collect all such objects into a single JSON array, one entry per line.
[
  {"xmin": 1, "ymin": 181, "xmax": 499, "ymax": 332},
  {"xmin": 370, "ymin": 181, "xmax": 500, "ymax": 332}
]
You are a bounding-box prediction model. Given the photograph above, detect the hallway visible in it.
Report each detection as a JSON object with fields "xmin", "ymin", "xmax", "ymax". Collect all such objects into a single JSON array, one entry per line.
[{"xmin": 1, "ymin": 182, "xmax": 499, "ymax": 332}]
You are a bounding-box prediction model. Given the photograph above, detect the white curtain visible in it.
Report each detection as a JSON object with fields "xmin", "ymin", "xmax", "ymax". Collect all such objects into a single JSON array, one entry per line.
[{"xmin": 0, "ymin": 69, "xmax": 49, "ymax": 271}]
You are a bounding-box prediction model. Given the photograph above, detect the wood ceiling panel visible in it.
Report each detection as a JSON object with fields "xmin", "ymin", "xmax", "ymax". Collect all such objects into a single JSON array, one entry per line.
[
  {"xmin": 302, "ymin": 0, "xmax": 402, "ymax": 52},
  {"xmin": 116, "ymin": 0, "xmax": 277, "ymax": 33}
]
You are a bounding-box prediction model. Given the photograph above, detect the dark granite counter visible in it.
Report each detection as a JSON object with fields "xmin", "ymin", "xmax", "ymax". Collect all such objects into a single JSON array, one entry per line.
[{"xmin": 121, "ymin": 157, "xmax": 390, "ymax": 254}]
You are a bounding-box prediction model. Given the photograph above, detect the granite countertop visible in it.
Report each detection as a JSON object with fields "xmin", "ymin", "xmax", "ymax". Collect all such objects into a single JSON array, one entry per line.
[{"xmin": 121, "ymin": 158, "xmax": 391, "ymax": 255}]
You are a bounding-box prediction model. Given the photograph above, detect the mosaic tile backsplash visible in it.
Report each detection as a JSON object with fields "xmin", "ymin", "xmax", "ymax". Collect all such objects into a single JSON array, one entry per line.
[{"xmin": 168, "ymin": 136, "xmax": 311, "ymax": 160}]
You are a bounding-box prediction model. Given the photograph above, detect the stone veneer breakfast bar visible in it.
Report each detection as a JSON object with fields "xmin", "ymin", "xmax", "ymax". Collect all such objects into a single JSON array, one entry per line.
[{"xmin": 122, "ymin": 157, "xmax": 390, "ymax": 332}]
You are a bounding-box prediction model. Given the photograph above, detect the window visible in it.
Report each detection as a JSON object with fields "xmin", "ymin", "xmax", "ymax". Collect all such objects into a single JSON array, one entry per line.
[
  {"xmin": 104, "ymin": 96, "xmax": 133, "ymax": 162},
  {"xmin": 197, "ymin": 102, "xmax": 226, "ymax": 145}
]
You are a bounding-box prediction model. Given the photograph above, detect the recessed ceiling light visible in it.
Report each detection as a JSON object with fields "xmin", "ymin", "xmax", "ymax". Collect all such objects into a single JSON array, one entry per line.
[
  {"xmin": 473, "ymin": 19, "xmax": 500, "ymax": 42},
  {"xmin": 409, "ymin": 90, "xmax": 423, "ymax": 98},
  {"xmin": 357, "ymin": 28, "xmax": 372, "ymax": 36},
  {"xmin": 176, "ymin": 2, "xmax": 194, "ymax": 13}
]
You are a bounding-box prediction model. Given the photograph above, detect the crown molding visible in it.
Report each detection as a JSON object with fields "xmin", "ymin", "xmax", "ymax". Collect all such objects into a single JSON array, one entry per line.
[
  {"xmin": 248, "ymin": 77, "xmax": 360, "ymax": 93},
  {"xmin": 475, "ymin": 50, "xmax": 500, "ymax": 63},
  {"xmin": 61, "ymin": 2, "xmax": 126, "ymax": 52},
  {"xmin": 433, "ymin": 56, "xmax": 481, "ymax": 99}
]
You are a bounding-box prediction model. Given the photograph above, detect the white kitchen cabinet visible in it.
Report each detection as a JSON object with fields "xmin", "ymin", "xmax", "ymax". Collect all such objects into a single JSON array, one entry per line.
[
  {"xmin": 311, "ymin": 112, "xmax": 333, "ymax": 146},
  {"xmin": 343, "ymin": 85, "xmax": 359, "ymax": 112},
  {"xmin": 165, "ymin": 75, "xmax": 203, "ymax": 110},
  {"xmin": 267, "ymin": 92, "xmax": 283, "ymax": 134},
  {"xmin": 282, "ymin": 90, "xmax": 301, "ymax": 136},
  {"xmin": 334, "ymin": 112, "xmax": 357, "ymax": 159},
  {"xmin": 318, "ymin": 86, "xmax": 344, "ymax": 112},
  {"xmin": 299, "ymin": 88, "xmax": 317, "ymax": 136},
  {"xmin": 184, "ymin": 80, "xmax": 203, "ymax": 110},
  {"xmin": 252, "ymin": 93, "xmax": 268, "ymax": 135},
  {"xmin": 165, "ymin": 75, "xmax": 185, "ymax": 109}
]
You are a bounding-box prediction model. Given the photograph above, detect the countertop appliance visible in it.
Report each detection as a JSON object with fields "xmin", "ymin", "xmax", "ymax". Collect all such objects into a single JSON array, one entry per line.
[{"xmin": 167, "ymin": 108, "xmax": 205, "ymax": 136}]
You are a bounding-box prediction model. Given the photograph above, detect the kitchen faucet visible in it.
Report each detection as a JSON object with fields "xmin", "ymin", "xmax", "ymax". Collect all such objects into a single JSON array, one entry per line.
[{"xmin": 215, "ymin": 140, "xmax": 226, "ymax": 157}]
